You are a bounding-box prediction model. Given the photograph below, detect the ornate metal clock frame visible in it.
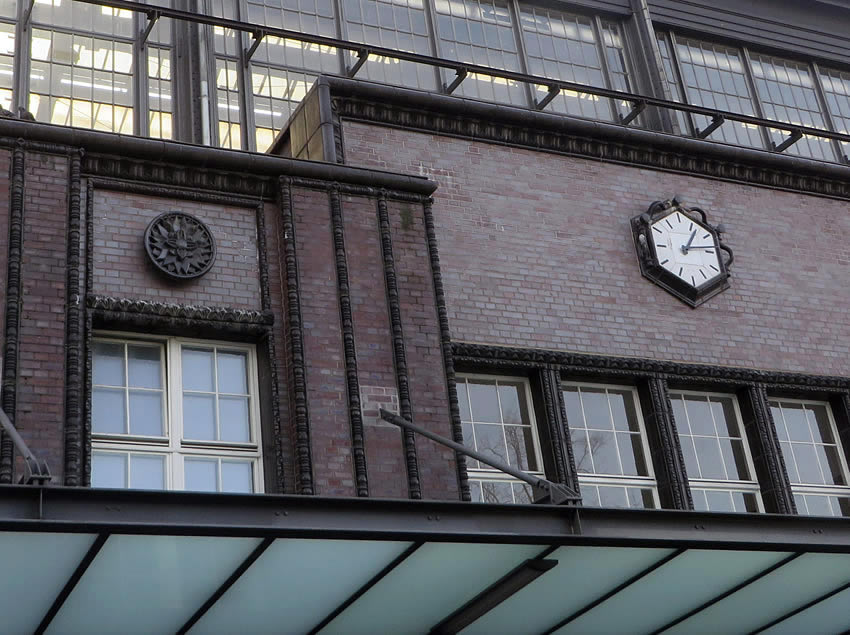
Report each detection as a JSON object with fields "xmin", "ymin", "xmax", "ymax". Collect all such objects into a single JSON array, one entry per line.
[
  {"xmin": 144, "ymin": 212, "xmax": 217, "ymax": 280},
  {"xmin": 631, "ymin": 197, "xmax": 733, "ymax": 308}
]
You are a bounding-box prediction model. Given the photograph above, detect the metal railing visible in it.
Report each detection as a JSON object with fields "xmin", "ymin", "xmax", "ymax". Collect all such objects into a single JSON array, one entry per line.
[{"xmin": 67, "ymin": 0, "xmax": 850, "ymax": 159}]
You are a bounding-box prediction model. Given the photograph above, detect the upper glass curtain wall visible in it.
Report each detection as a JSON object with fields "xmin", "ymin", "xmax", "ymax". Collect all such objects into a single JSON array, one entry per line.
[{"xmin": 657, "ymin": 31, "xmax": 850, "ymax": 163}]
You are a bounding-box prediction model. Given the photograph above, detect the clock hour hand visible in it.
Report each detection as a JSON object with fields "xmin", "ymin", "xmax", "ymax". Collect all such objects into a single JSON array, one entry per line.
[
  {"xmin": 681, "ymin": 229, "xmax": 697, "ymax": 254},
  {"xmin": 686, "ymin": 245, "xmax": 716, "ymax": 250}
]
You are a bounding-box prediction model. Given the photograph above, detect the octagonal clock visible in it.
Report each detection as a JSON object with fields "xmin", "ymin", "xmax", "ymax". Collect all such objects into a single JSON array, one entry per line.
[{"xmin": 631, "ymin": 198, "xmax": 733, "ymax": 307}]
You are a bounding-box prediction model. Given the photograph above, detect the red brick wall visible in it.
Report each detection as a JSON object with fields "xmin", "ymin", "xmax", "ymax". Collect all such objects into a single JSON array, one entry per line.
[
  {"xmin": 91, "ymin": 191, "xmax": 262, "ymax": 310},
  {"xmin": 292, "ymin": 186, "xmax": 353, "ymax": 496},
  {"xmin": 17, "ymin": 152, "xmax": 68, "ymax": 479},
  {"xmin": 343, "ymin": 121, "xmax": 850, "ymax": 376},
  {"xmin": 342, "ymin": 194, "xmax": 407, "ymax": 498}
]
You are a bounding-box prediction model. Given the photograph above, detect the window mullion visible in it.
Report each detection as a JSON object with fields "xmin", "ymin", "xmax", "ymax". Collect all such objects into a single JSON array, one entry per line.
[
  {"xmin": 592, "ymin": 15, "xmax": 621, "ymax": 122},
  {"xmin": 235, "ymin": 1, "xmax": 252, "ymax": 151},
  {"xmin": 422, "ymin": 0, "xmax": 443, "ymax": 91},
  {"xmin": 134, "ymin": 10, "xmax": 145, "ymax": 136},
  {"xmin": 810, "ymin": 60, "xmax": 846, "ymax": 163},
  {"xmin": 507, "ymin": 0, "xmax": 534, "ymax": 109},
  {"xmin": 666, "ymin": 32, "xmax": 696, "ymax": 136},
  {"xmin": 740, "ymin": 46, "xmax": 773, "ymax": 150}
]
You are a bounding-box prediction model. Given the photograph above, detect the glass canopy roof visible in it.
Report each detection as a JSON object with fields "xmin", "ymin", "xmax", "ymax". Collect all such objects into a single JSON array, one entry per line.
[{"xmin": 2, "ymin": 486, "xmax": 850, "ymax": 634}]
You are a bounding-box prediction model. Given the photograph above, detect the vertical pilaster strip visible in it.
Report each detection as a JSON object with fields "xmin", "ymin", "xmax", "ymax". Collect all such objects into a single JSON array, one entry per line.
[
  {"xmin": 743, "ymin": 383, "xmax": 796, "ymax": 514},
  {"xmin": 377, "ymin": 191, "xmax": 422, "ymax": 499},
  {"xmin": 278, "ymin": 177, "xmax": 313, "ymax": 494},
  {"xmin": 640, "ymin": 375, "xmax": 692, "ymax": 510},
  {"xmin": 329, "ymin": 186, "xmax": 369, "ymax": 497},
  {"xmin": 64, "ymin": 150, "xmax": 84, "ymax": 485},
  {"xmin": 544, "ymin": 368, "xmax": 580, "ymax": 494},
  {"xmin": 255, "ymin": 201, "xmax": 285, "ymax": 492},
  {"xmin": 421, "ymin": 196, "xmax": 469, "ymax": 501},
  {"xmin": 0, "ymin": 142, "xmax": 24, "ymax": 484},
  {"xmin": 83, "ymin": 181, "xmax": 94, "ymax": 486}
]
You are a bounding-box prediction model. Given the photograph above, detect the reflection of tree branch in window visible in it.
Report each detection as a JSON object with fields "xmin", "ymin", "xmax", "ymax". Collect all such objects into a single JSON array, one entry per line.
[
  {"xmin": 505, "ymin": 426, "xmax": 528, "ymax": 470},
  {"xmin": 574, "ymin": 432, "xmax": 609, "ymax": 473}
]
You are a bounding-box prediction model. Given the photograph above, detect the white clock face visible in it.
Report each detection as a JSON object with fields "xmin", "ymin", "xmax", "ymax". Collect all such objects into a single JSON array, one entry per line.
[{"xmin": 650, "ymin": 211, "xmax": 722, "ymax": 287}]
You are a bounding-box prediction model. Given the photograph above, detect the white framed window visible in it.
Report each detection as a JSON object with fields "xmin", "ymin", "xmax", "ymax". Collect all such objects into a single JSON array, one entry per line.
[
  {"xmin": 670, "ymin": 391, "xmax": 763, "ymax": 513},
  {"xmin": 91, "ymin": 334, "xmax": 263, "ymax": 493},
  {"xmin": 562, "ymin": 383, "xmax": 658, "ymax": 509},
  {"xmin": 769, "ymin": 398, "xmax": 850, "ymax": 517},
  {"xmin": 457, "ymin": 374, "xmax": 544, "ymax": 504}
]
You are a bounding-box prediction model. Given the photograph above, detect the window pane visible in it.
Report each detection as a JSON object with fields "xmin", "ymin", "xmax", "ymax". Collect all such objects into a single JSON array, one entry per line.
[
  {"xmin": 92, "ymin": 452, "xmax": 127, "ymax": 488},
  {"xmin": 498, "ymin": 383, "xmax": 525, "ymax": 424},
  {"xmin": 693, "ymin": 437, "xmax": 725, "ymax": 479},
  {"xmin": 94, "ymin": 342, "xmax": 125, "ymax": 386},
  {"xmin": 129, "ymin": 390, "xmax": 164, "ymax": 437},
  {"xmin": 458, "ymin": 381, "xmax": 471, "ymax": 421},
  {"xmin": 674, "ymin": 38, "xmax": 763, "ymax": 148},
  {"xmin": 588, "ymin": 430, "xmax": 619, "ymax": 474},
  {"xmin": 128, "ymin": 345, "xmax": 161, "ymax": 389},
  {"xmin": 93, "ymin": 387, "xmax": 126, "ymax": 434},
  {"xmin": 783, "ymin": 404, "xmax": 810, "ymax": 442},
  {"xmin": 809, "ymin": 404, "xmax": 835, "ymax": 444},
  {"xmin": 467, "ymin": 381, "xmax": 500, "ymax": 422},
  {"xmin": 130, "ymin": 454, "xmax": 165, "ymax": 489},
  {"xmin": 582, "ymin": 389, "xmax": 613, "ymax": 429},
  {"xmin": 184, "ymin": 394, "xmax": 216, "ymax": 440},
  {"xmin": 185, "ymin": 458, "xmax": 218, "ymax": 492},
  {"xmin": 563, "ymin": 388, "xmax": 584, "ymax": 428},
  {"xmin": 217, "ymin": 351, "xmax": 248, "ymax": 394},
  {"xmin": 182, "ymin": 348, "xmax": 215, "ymax": 392},
  {"xmin": 480, "ymin": 480, "xmax": 514, "ymax": 504},
  {"xmin": 512, "ymin": 482, "xmax": 533, "ymax": 504},
  {"xmin": 221, "ymin": 461, "xmax": 253, "ymax": 493},
  {"xmin": 626, "ymin": 487, "xmax": 656, "ymax": 509},
  {"xmin": 504, "ymin": 424, "xmax": 536, "ymax": 471},
  {"xmin": 472, "ymin": 423, "xmax": 507, "ymax": 466},
  {"xmin": 219, "ymin": 396, "xmax": 251, "ymax": 443},
  {"xmin": 620, "ymin": 432, "xmax": 648, "ymax": 476},
  {"xmin": 610, "ymin": 390, "xmax": 639, "ymax": 432},
  {"xmin": 598, "ymin": 485, "xmax": 629, "ymax": 509}
]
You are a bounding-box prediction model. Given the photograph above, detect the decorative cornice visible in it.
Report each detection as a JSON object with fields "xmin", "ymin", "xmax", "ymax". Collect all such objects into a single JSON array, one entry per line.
[
  {"xmin": 0, "ymin": 142, "xmax": 24, "ymax": 483},
  {"xmin": 451, "ymin": 342, "xmax": 850, "ymax": 390},
  {"xmin": 329, "ymin": 187, "xmax": 369, "ymax": 497},
  {"xmin": 86, "ymin": 295, "xmax": 273, "ymax": 328},
  {"xmin": 64, "ymin": 150, "xmax": 84, "ymax": 486},
  {"xmin": 278, "ymin": 177, "xmax": 314, "ymax": 495},
  {"xmin": 90, "ymin": 177, "xmax": 263, "ymax": 207},
  {"xmin": 325, "ymin": 76, "xmax": 850, "ymax": 201},
  {"xmin": 289, "ymin": 177, "xmax": 426, "ymax": 202},
  {"xmin": 377, "ymin": 191, "xmax": 421, "ymax": 500}
]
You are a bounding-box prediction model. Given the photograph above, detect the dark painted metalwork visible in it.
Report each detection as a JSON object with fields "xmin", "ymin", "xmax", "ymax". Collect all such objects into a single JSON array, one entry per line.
[
  {"xmin": 8, "ymin": 486, "xmax": 850, "ymax": 550},
  {"xmin": 83, "ymin": 182, "xmax": 94, "ymax": 486},
  {"xmin": 176, "ymin": 537, "xmax": 274, "ymax": 634},
  {"xmin": 34, "ymin": 533, "xmax": 108, "ymax": 635},
  {"xmin": 307, "ymin": 541, "xmax": 424, "ymax": 634},
  {"xmin": 380, "ymin": 409, "xmax": 579, "ymax": 505},
  {"xmin": 0, "ymin": 142, "xmax": 24, "ymax": 484},
  {"xmin": 632, "ymin": 197, "xmax": 733, "ymax": 308},
  {"xmin": 64, "ymin": 0, "xmax": 850, "ymax": 152},
  {"xmin": 63, "ymin": 150, "xmax": 84, "ymax": 486},
  {"xmin": 278, "ymin": 177, "xmax": 314, "ymax": 495},
  {"xmin": 422, "ymin": 197, "xmax": 470, "ymax": 501},
  {"xmin": 542, "ymin": 549, "xmax": 686, "ymax": 634},
  {"xmin": 0, "ymin": 408, "xmax": 50, "ymax": 484},
  {"xmin": 540, "ymin": 368, "xmax": 577, "ymax": 493},
  {"xmin": 431, "ymin": 546, "xmax": 559, "ymax": 634},
  {"xmin": 328, "ymin": 186, "xmax": 369, "ymax": 497},
  {"xmin": 376, "ymin": 191, "xmax": 420, "ymax": 500},
  {"xmin": 144, "ymin": 211, "xmax": 216, "ymax": 280},
  {"xmin": 648, "ymin": 552, "xmax": 803, "ymax": 634}
]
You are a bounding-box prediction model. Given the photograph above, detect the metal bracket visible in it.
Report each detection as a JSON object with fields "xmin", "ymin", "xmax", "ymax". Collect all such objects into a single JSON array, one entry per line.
[
  {"xmin": 619, "ymin": 99, "xmax": 646, "ymax": 126},
  {"xmin": 0, "ymin": 407, "xmax": 51, "ymax": 485},
  {"xmin": 696, "ymin": 114, "xmax": 725, "ymax": 139},
  {"xmin": 534, "ymin": 86, "xmax": 560, "ymax": 111},
  {"xmin": 379, "ymin": 408, "xmax": 580, "ymax": 505},
  {"xmin": 347, "ymin": 49, "xmax": 370, "ymax": 78},
  {"xmin": 772, "ymin": 129, "xmax": 803, "ymax": 153},
  {"xmin": 140, "ymin": 10, "xmax": 161, "ymax": 48},
  {"xmin": 23, "ymin": 0, "xmax": 36, "ymax": 25},
  {"xmin": 244, "ymin": 29, "xmax": 266, "ymax": 66},
  {"xmin": 443, "ymin": 68, "xmax": 468, "ymax": 95}
]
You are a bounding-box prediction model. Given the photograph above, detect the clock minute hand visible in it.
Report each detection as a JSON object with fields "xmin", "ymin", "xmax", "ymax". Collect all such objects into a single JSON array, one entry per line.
[
  {"xmin": 681, "ymin": 229, "xmax": 697, "ymax": 254},
  {"xmin": 686, "ymin": 245, "xmax": 716, "ymax": 250}
]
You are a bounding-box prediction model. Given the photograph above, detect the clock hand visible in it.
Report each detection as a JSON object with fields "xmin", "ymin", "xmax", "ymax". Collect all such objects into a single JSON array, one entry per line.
[
  {"xmin": 686, "ymin": 245, "xmax": 716, "ymax": 250},
  {"xmin": 681, "ymin": 229, "xmax": 697, "ymax": 254}
]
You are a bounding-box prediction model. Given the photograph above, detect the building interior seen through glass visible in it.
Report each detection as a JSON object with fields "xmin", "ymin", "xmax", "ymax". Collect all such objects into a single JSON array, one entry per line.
[{"xmin": 1, "ymin": 0, "xmax": 849, "ymax": 158}]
